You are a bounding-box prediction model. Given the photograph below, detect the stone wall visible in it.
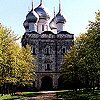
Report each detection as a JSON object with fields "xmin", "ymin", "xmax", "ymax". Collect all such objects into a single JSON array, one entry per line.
[{"xmin": 21, "ymin": 31, "xmax": 74, "ymax": 90}]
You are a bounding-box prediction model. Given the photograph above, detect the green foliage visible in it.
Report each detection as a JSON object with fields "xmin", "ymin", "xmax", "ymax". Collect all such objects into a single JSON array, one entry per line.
[
  {"xmin": 0, "ymin": 24, "xmax": 18, "ymax": 85},
  {"xmin": 17, "ymin": 45, "xmax": 35, "ymax": 85},
  {"xmin": 56, "ymin": 90, "xmax": 100, "ymax": 100},
  {"xmin": 0, "ymin": 24, "xmax": 35, "ymax": 94},
  {"xmin": 0, "ymin": 92, "xmax": 39, "ymax": 100},
  {"xmin": 63, "ymin": 11, "xmax": 100, "ymax": 90}
]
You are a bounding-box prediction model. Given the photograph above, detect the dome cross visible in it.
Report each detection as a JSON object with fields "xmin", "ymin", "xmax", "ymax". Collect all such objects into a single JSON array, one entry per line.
[
  {"xmin": 32, "ymin": 0, "xmax": 34, "ymax": 10},
  {"xmin": 54, "ymin": 7, "xmax": 55, "ymax": 17},
  {"xmin": 40, "ymin": 0, "xmax": 43, "ymax": 5},
  {"xmin": 59, "ymin": 0, "xmax": 61, "ymax": 12}
]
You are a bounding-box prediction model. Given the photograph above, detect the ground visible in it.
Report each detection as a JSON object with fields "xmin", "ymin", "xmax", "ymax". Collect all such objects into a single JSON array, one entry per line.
[{"xmin": 16, "ymin": 91, "xmax": 63, "ymax": 100}]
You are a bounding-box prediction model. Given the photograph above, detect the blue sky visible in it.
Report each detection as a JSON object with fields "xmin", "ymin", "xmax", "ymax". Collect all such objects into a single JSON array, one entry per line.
[{"xmin": 0, "ymin": 0, "xmax": 100, "ymax": 42}]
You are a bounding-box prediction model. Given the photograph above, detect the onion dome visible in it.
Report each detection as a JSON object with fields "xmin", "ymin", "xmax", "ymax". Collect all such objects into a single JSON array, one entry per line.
[
  {"xmin": 23, "ymin": 20, "xmax": 29, "ymax": 28},
  {"xmin": 49, "ymin": 9, "xmax": 57, "ymax": 29},
  {"xmin": 34, "ymin": 0, "xmax": 50, "ymax": 20},
  {"xmin": 26, "ymin": 2, "xmax": 39, "ymax": 23},
  {"xmin": 55, "ymin": 11, "xmax": 66, "ymax": 23},
  {"xmin": 49, "ymin": 17, "xmax": 57, "ymax": 29},
  {"xmin": 55, "ymin": 0, "xmax": 66, "ymax": 24}
]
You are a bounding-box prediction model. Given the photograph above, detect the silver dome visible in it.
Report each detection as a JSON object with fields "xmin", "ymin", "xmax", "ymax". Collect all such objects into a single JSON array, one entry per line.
[
  {"xmin": 23, "ymin": 20, "xmax": 29, "ymax": 28},
  {"xmin": 55, "ymin": 11, "xmax": 66, "ymax": 23},
  {"xmin": 26, "ymin": 9, "xmax": 39, "ymax": 23},
  {"xmin": 49, "ymin": 17, "xmax": 57, "ymax": 29},
  {"xmin": 34, "ymin": 3, "xmax": 50, "ymax": 20}
]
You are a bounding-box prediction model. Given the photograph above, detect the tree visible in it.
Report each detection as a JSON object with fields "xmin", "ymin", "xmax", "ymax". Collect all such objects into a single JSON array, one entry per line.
[
  {"xmin": 0, "ymin": 24, "xmax": 35, "ymax": 94},
  {"xmin": 63, "ymin": 11, "xmax": 100, "ymax": 91},
  {"xmin": 17, "ymin": 45, "xmax": 35, "ymax": 86},
  {"xmin": 0, "ymin": 24, "xmax": 19, "ymax": 94}
]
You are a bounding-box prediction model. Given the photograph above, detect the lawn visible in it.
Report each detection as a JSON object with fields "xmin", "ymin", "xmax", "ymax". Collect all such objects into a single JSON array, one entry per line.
[
  {"xmin": 56, "ymin": 89, "xmax": 100, "ymax": 100},
  {"xmin": 0, "ymin": 92, "xmax": 39, "ymax": 100}
]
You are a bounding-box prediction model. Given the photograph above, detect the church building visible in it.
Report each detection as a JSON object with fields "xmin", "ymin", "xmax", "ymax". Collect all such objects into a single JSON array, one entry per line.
[{"xmin": 21, "ymin": 0, "xmax": 74, "ymax": 90}]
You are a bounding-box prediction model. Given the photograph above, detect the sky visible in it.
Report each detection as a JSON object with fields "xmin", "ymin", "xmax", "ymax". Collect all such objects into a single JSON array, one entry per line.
[{"xmin": 0, "ymin": 0, "xmax": 100, "ymax": 43}]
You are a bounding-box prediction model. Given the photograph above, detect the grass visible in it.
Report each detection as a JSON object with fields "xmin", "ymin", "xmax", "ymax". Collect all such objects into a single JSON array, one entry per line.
[
  {"xmin": 1, "ymin": 89, "xmax": 100, "ymax": 100},
  {"xmin": 56, "ymin": 89, "xmax": 100, "ymax": 100},
  {"xmin": 0, "ymin": 92, "xmax": 39, "ymax": 100}
]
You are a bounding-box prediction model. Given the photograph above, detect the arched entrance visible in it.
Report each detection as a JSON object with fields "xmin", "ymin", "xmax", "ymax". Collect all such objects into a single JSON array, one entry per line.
[{"xmin": 41, "ymin": 76, "xmax": 53, "ymax": 90}]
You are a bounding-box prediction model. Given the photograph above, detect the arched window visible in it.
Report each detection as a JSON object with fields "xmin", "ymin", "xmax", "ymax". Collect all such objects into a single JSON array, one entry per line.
[
  {"xmin": 62, "ymin": 47, "xmax": 66, "ymax": 54},
  {"xmin": 45, "ymin": 64, "xmax": 50, "ymax": 70},
  {"xmin": 42, "ymin": 25, "xmax": 44, "ymax": 31},
  {"xmin": 37, "ymin": 25, "xmax": 38, "ymax": 31},
  {"xmin": 32, "ymin": 47, "xmax": 36, "ymax": 55},
  {"xmin": 47, "ymin": 48, "xmax": 49, "ymax": 54},
  {"xmin": 63, "ymin": 48, "xmax": 66, "ymax": 53},
  {"xmin": 45, "ymin": 47, "xmax": 50, "ymax": 55},
  {"xmin": 46, "ymin": 25, "xmax": 48, "ymax": 30}
]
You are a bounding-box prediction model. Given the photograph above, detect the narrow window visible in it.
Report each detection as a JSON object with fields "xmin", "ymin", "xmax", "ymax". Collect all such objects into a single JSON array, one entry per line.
[
  {"xmin": 45, "ymin": 48, "xmax": 50, "ymax": 55},
  {"xmin": 46, "ymin": 25, "xmax": 48, "ymax": 30},
  {"xmin": 47, "ymin": 48, "xmax": 49, "ymax": 54},
  {"xmin": 37, "ymin": 25, "xmax": 38, "ymax": 32},
  {"xmin": 32, "ymin": 47, "xmax": 36, "ymax": 55},
  {"xmin": 45, "ymin": 64, "xmax": 50, "ymax": 70},
  {"xmin": 42, "ymin": 25, "xmax": 44, "ymax": 31},
  {"xmin": 62, "ymin": 48, "xmax": 66, "ymax": 54}
]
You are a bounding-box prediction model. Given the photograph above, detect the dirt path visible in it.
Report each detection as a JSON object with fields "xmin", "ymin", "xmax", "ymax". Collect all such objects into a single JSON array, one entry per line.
[
  {"xmin": 16, "ymin": 91, "xmax": 63, "ymax": 100},
  {"xmin": 26, "ymin": 93, "xmax": 56, "ymax": 100}
]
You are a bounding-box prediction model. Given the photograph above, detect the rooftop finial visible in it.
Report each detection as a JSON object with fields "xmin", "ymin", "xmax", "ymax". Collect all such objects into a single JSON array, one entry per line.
[
  {"xmin": 54, "ymin": 7, "xmax": 55, "ymax": 17},
  {"xmin": 59, "ymin": 0, "xmax": 61, "ymax": 12},
  {"xmin": 40, "ymin": 0, "xmax": 42, "ymax": 4},
  {"xmin": 32, "ymin": 0, "xmax": 33, "ymax": 10}
]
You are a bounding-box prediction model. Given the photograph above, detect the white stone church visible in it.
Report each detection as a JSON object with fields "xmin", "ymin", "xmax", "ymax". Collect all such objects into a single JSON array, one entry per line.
[{"xmin": 21, "ymin": 0, "xmax": 74, "ymax": 90}]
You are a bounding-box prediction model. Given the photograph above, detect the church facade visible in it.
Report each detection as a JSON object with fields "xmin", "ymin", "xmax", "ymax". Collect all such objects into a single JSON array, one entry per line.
[{"xmin": 21, "ymin": 0, "xmax": 74, "ymax": 90}]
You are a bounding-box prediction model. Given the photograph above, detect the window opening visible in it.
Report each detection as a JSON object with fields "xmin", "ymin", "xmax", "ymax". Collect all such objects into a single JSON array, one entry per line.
[
  {"xmin": 32, "ymin": 47, "xmax": 36, "ymax": 55},
  {"xmin": 62, "ymin": 48, "xmax": 66, "ymax": 54},
  {"xmin": 45, "ymin": 64, "xmax": 50, "ymax": 70},
  {"xmin": 42, "ymin": 25, "xmax": 44, "ymax": 31}
]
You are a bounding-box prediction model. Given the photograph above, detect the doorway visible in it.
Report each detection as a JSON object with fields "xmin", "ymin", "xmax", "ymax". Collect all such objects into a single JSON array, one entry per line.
[{"xmin": 41, "ymin": 76, "xmax": 53, "ymax": 90}]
